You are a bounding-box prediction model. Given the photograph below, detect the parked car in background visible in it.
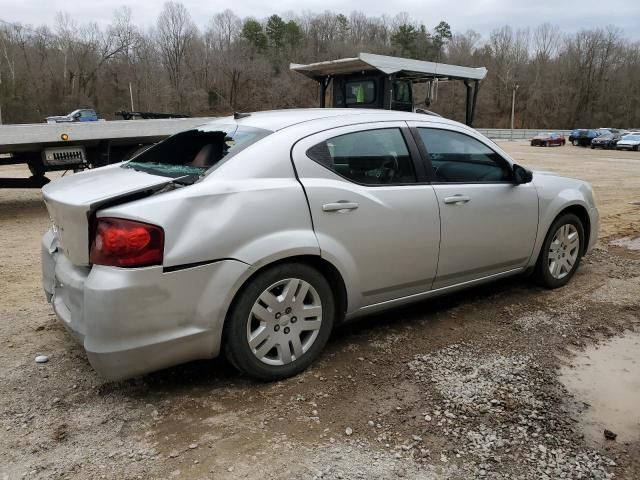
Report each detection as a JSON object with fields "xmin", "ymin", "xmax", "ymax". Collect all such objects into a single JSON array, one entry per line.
[
  {"xmin": 616, "ymin": 134, "xmax": 640, "ymax": 151},
  {"xmin": 568, "ymin": 129, "xmax": 580, "ymax": 143},
  {"xmin": 46, "ymin": 109, "xmax": 99, "ymax": 124},
  {"xmin": 41, "ymin": 109, "xmax": 599, "ymax": 381},
  {"xmin": 531, "ymin": 132, "xmax": 565, "ymax": 147},
  {"xmin": 571, "ymin": 129, "xmax": 600, "ymax": 147},
  {"xmin": 591, "ymin": 133, "xmax": 623, "ymax": 149}
]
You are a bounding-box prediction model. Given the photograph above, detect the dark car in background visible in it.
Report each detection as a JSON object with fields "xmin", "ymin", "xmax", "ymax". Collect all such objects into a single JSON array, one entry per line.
[
  {"xmin": 568, "ymin": 129, "xmax": 580, "ymax": 143},
  {"xmin": 591, "ymin": 133, "xmax": 622, "ymax": 149},
  {"xmin": 531, "ymin": 132, "xmax": 565, "ymax": 147},
  {"xmin": 571, "ymin": 129, "xmax": 600, "ymax": 147}
]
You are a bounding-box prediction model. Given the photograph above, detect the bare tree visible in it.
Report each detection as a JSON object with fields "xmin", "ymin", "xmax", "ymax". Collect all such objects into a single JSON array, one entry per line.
[
  {"xmin": 208, "ymin": 10, "xmax": 241, "ymax": 51},
  {"xmin": 156, "ymin": 1, "xmax": 196, "ymax": 109},
  {"xmin": 0, "ymin": 9, "xmax": 639, "ymax": 128},
  {"xmin": 533, "ymin": 23, "xmax": 560, "ymax": 62}
]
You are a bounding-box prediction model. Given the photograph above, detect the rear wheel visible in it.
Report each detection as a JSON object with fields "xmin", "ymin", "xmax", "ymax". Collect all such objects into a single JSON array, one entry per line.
[
  {"xmin": 535, "ymin": 214, "xmax": 584, "ymax": 288},
  {"xmin": 224, "ymin": 263, "xmax": 335, "ymax": 381}
]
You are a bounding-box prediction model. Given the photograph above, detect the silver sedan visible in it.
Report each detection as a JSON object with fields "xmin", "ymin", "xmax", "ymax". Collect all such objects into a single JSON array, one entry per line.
[{"xmin": 41, "ymin": 109, "xmax": 599, "ymax": 380}]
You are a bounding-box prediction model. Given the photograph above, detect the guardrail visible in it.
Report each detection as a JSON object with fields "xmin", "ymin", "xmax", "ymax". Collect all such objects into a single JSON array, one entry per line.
[{"xmin": 476, "ymin": 128, "xmax": 572, "ymax": 140}]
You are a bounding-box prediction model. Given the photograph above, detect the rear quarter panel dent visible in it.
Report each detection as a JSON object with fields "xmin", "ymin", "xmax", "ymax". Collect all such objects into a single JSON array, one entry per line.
[{"xmin": 99, "ymin": 179, "xmax": 317, "ymax": 267}]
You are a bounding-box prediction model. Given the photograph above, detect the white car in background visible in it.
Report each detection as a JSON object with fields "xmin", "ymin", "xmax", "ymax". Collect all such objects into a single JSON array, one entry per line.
[
  {"xmin": 41, "ymin": 109, "xmax": 599, "ymax": 381},
  {"xmin": 616, "ymin": 134, "xmax": 640, "ymax": 151}
]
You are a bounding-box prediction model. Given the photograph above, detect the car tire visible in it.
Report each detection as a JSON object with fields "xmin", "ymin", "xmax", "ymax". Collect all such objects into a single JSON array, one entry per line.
[
  {"xmin": 534, "ymin": 213, "xmax": 585, "ymax": 289},
  {"xmin": 224, "ymin": 262, "xmax": 335, "ymax": 381}
]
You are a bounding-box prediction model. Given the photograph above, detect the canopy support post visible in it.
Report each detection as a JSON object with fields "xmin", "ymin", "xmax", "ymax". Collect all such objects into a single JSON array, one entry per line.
[
  {"xmin": 464, "ymin": 80, "xmax": 472, "ymax": 126},
  {"xmin": 319, "ymin": 76, "xmax": 330, "ymax": 108},
  {"xmin": 470, "ymin": 80, "xmax": 480, "ymax": 127}
]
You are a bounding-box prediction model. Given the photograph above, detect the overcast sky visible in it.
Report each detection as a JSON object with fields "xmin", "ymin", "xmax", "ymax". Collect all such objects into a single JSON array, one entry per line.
[{"xmin": 2, "ymin": 0, "xmax": 639, "ymax": 41}]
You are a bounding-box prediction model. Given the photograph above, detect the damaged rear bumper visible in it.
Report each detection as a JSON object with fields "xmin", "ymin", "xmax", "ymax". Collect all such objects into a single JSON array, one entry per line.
[{"xmin": 42, "ymin": 228, "xmax": 250, "ymax": 380}]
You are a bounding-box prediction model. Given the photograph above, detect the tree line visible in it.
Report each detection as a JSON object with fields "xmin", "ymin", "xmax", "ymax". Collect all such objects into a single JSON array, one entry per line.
[{"xmin": 0, "ymin": 3, "xmax": 638, "ymax": 128}]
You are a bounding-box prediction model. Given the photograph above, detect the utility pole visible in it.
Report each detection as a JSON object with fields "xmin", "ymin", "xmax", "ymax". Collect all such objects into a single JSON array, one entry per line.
[
  {"xmin": 129, "ymin": 82, "xmax": 135, "ymax": 112},
  {"xmin": 510, "ymin": 84, "xmax": 519, "ymax": 141}
]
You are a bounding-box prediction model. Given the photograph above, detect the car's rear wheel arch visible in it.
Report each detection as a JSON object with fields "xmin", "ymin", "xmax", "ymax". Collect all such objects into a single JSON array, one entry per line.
[
  {"xmin": 224, "ymin": 255, "xmax": 348, "ymax": 334},
  {"xmin": 221, "ymin": 255, "xmax": 347, "ymax": 379}
]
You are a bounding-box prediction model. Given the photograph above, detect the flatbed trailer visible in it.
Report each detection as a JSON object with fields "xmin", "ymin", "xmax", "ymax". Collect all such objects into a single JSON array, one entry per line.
[{"xmin": 0, "ymin": 117, "xmax": 216, "ymax": 188}]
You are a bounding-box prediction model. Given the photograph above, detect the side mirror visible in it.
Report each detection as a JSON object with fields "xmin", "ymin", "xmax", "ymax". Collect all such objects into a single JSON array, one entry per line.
[{"xmin": 513, "ymin": 164, "xmax": 533, "ymax": 184}]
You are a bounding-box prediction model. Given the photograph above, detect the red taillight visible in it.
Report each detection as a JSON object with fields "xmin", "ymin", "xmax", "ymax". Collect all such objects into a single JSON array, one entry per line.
[{"xmin": 90, "ymin": 218, "xmax": 164, "ymax": 267}]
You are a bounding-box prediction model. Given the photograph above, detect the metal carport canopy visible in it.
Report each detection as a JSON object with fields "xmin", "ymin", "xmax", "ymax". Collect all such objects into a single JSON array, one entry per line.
[{"xmin": 290, "ymin": 52, "xmax": 487, "ymax": 82}]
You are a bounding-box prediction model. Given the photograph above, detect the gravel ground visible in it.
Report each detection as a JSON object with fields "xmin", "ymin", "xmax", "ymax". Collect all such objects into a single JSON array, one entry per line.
[{"xmin": 1, "ymin": 142, "xmax": 639, "ymax": 479}]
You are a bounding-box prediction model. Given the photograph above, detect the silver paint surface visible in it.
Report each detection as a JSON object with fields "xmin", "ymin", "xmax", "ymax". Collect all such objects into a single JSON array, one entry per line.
[{"xmin": 41, "ymin": 109, "xmax": 599, "ymax": 379}]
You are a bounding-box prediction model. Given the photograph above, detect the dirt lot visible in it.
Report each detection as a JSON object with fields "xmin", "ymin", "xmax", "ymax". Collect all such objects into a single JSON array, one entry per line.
[{"xmin": 1, "ymin": 142, "xmax": 639, "ymax": 479}]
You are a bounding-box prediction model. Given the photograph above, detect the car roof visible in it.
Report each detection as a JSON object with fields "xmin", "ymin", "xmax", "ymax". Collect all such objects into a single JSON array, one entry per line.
[{"xmin": 199, "ymin": 108, "xmax": 465, "ymax": 132}]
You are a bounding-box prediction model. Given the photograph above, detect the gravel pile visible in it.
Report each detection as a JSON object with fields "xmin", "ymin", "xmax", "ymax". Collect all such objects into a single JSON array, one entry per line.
[
  {"xmin": 510, "ymin": 309, "xmax": 575, "ymax": 333},
  {"xmin": 303, "ymin": 442, "xmax": 465, "ymax": 480},
  {"xmin": 407, "ymin": 344, "xmax": 616, "ymax": 479},
  {"xmin": 408, "ymin": 344, "xmax": 539, "ymax": 410}
]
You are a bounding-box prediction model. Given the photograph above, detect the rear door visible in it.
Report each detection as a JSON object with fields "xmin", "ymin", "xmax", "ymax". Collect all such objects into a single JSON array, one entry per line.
[
  {"xmin": 409, "ymin": 123, "xmax": 538, "ymax": 289},
  {"xmin": 291, "ymin": 122, "xmax": 441, "ymax": 310}
]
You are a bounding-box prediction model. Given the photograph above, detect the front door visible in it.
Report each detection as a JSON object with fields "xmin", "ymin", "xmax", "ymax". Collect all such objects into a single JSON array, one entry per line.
[
  {"xmin": 410, "ymin": 123, "xmax": 539, "ymax": 289},
  {"xmin": 291, "ymin": 122, "xmax": 441, "ymax": 310}
]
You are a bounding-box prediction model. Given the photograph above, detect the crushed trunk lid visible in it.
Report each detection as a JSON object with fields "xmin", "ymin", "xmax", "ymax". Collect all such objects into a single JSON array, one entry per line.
[{"xmin": 42, "ymin": 164, "xmax": 173, "ymax": 266}]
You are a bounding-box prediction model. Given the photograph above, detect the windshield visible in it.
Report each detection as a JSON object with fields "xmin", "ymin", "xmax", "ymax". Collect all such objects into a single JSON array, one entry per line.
[
  {"xmin": 623, "ymin": 135, "xmax": 640, "ymax": 141},
  {"xmin": 124, "ymin": 124, "xmax": 271, "ymax": 179}
]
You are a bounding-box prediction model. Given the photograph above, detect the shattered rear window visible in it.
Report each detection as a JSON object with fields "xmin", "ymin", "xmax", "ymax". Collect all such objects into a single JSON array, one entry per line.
[
  {"xmin": 123, "ymin": 124, "xmax": 271, "ymax": 179},
  {"xmin": 125, "ymin": 162, "xmax": 205, "ymax": 178}
]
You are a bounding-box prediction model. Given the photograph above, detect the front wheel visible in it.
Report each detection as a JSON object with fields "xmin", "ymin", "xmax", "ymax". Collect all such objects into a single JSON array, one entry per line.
[
  {"xmin": 534, "ymin": 214, "xmax": 584, "ymax": 288},
  {"xmin": 224, "ymin": 263, "xmax": 335, "ymax": 381}
]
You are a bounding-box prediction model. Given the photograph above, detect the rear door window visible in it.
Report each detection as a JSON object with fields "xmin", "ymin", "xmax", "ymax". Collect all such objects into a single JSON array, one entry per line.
[{"xmin": 306, "ymin": 128, "xmax": 417, "ymax": 185}]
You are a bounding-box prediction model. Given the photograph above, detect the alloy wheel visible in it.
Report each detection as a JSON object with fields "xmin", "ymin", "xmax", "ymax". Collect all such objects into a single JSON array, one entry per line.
[
  {"xmin": 246, "ymin": 278, "xmax": 322, "ymax": 366},
  {"xmin": 548, "ymin": 224, "xmax": 580, "ymax": 280}
]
